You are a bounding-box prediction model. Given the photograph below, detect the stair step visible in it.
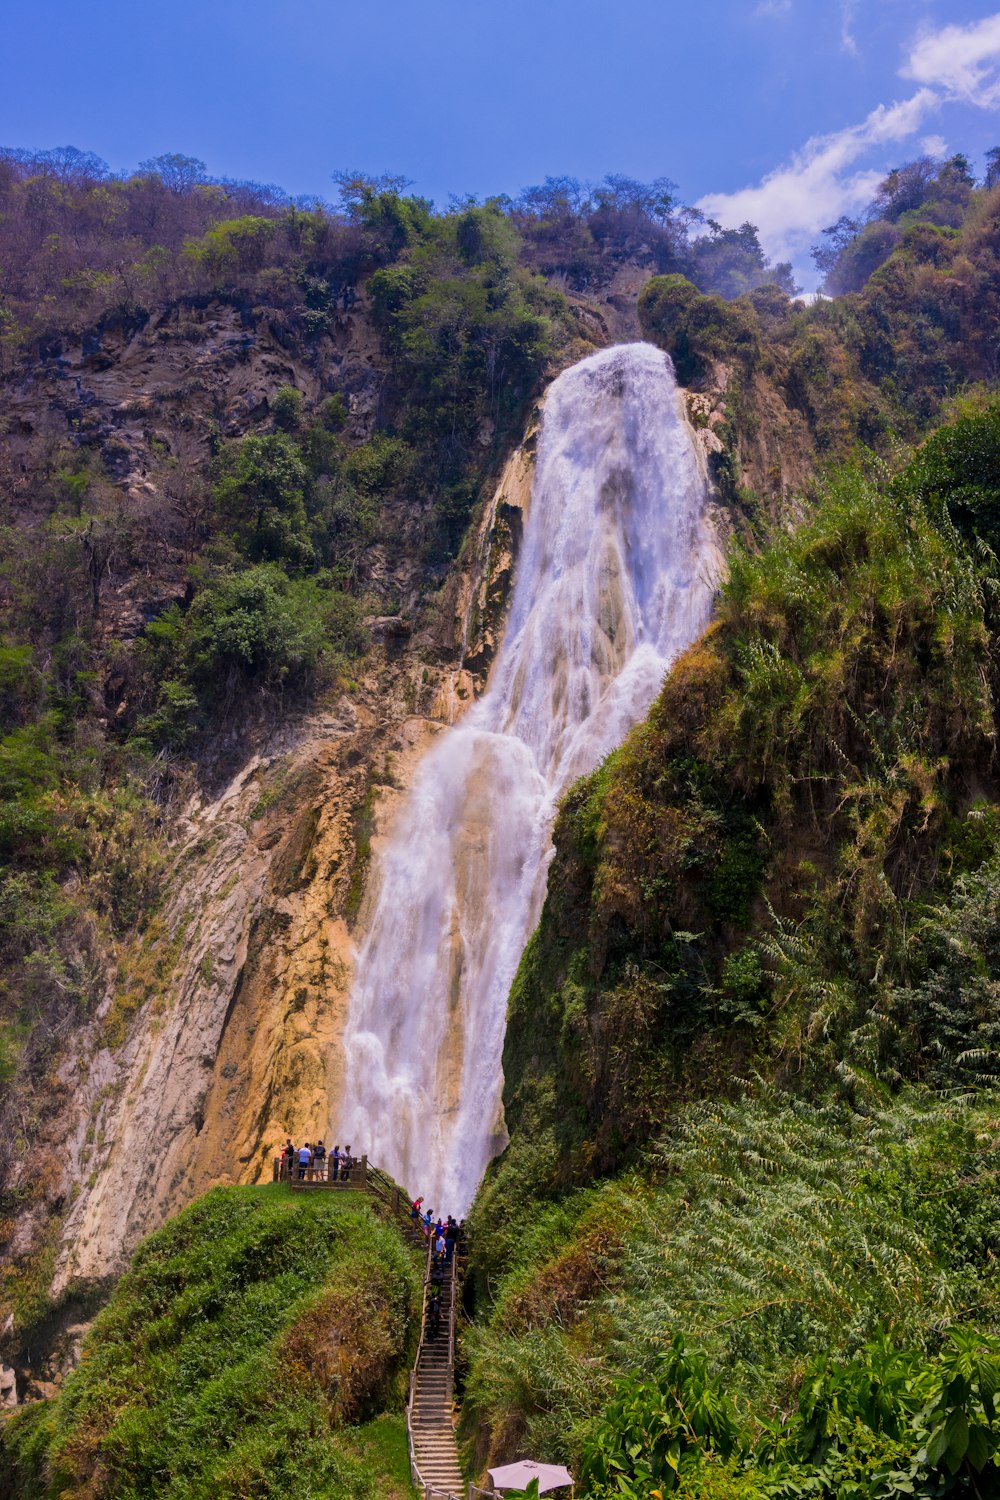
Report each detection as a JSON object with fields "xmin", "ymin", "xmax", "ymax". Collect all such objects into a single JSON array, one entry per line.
[{"xmin": 410, "ymin": 1250, "xmax": 460, "ymax": 1489}]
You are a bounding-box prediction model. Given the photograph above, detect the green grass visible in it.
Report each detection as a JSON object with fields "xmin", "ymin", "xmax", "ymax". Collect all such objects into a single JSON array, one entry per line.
[
  {"xmin": 0, "ymin": 1185, "xmax": 422, "ymax": 1500},
  {"xmin": 463, "ymin": 1089, "xmax": 1000, "ymax": 1474}
]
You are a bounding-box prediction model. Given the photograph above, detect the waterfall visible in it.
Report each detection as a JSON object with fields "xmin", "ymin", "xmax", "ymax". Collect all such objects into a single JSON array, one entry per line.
[{"xmin": 337, "ymin": 342, "xmax": 717, "ymax": 1213}]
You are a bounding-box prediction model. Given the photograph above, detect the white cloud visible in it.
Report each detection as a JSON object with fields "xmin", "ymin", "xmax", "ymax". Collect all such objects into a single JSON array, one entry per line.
[
  {"xmin": 755, "ymin": 0, "xmax": 857, "ymax": 50},
  {"xmin": 902, "ymin": 12, "xmax": 1000, "ymax": 106},
  {"xmin": 694, "ymin": 10, "xmax": 1000, "ymax": 286},
  {"xmin": 695, "ymin": 88, "xmax": 938, "ymax": 266},
  {"xmin": 841, "ymin": 0, "xmax": 859, "ymax": 57}
]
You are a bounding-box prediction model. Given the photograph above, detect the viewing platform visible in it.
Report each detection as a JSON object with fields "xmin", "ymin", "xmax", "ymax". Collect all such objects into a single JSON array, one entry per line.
[{"xmin": 272, "ymin": 1153, "xmax": 371, "ymax": 1189}]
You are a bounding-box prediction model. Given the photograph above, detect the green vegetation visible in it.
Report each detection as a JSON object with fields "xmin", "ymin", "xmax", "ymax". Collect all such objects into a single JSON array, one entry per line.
[
  {"xmin": 638, "ymin": 157, "xmax": 1000, "ymax": 506},
  {"xmin": 464, "ymin": 399, "xmax": 1000, "ymax": 1495},
  {"xmin": 369, "ymin": 200, "xmax": 564, "ymax": 547},
  {"xmin": 0, "ymin": 1185, "xmax": 421, "ymax": 1500},
  {"xmin": 638, "ymin": 275, "xmax": 760, "ymax": 386},
  {"xmin": 465, "ymin": 1091, "xmax": 1000, "ymax": 1494},
  {"xmin": 8, "ymin": 141, "xmax": 1000, "ymax": 1500},
  {"xmin": 579, "ymin": 1325, "xmax": 1000, "ymax": 1498},
  {"xmin": 138, "ymin": 564, "xmax": 366, "ymax": 743},
  {"xmin": 497, "ymin": 446, "xmax": 1000, "ymax": 1186}
]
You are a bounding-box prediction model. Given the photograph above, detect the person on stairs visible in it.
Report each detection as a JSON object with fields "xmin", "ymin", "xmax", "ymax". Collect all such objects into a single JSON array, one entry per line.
[{"xmin": 297, "ymin": 1142, "xmax": 311, "ymax": 1180}]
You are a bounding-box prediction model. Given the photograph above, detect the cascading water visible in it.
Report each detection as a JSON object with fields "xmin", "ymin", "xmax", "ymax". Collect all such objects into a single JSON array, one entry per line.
[{"xmin": 338, "ymin": 342, "xmax": 718, "ymax": 1212}]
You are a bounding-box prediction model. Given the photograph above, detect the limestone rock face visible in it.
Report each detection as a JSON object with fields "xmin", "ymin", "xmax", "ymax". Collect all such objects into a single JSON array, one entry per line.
[{"xmin": 38, "ymin": 439, "xmax": 534, "ymax": 1293}]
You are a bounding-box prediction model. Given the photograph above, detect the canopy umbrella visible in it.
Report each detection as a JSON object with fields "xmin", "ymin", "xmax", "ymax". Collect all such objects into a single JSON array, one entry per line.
[{"xmin": 487, "ymin": 1460, "xmax": 574, "ymax": 1494}]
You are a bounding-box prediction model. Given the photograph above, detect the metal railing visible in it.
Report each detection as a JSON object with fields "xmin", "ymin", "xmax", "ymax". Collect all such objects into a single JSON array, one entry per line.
[
  {"xmin": 407, "ymin": 1234, "xmax": 436, "ymax": 1491},
  {"xmin": 272, "ymin": 1153, "xmax": 368, "ymax": 1187},
  {"xmin": 447, "ymin": 1244, "xmax": 458, "ymax": 1379}
]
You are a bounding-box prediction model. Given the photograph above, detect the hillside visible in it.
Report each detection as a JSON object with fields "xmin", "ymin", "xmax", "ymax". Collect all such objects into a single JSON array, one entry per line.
[
  {"xmin": 4, "ymin": 142, "xmax": 1000, "ymax": 1498},
  {"xmin": 0, "ymin": 151, "xmax": 807, "ymax": 1357},
  {"xmin": 0, "ymin": 1185, "xmax": 420, "ymax": 1499}
]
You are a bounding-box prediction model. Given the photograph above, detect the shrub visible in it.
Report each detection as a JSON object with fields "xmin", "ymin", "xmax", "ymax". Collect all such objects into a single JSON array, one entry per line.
[
  {"xmin": 638, "ymin": 274, "xmax": 760, "ymax": 384},
  {"xmin": 898, "ymin": 398, "xmax": 1000, "ymax": 552},
  {"xmin": 213, "ymin": 432, "xmax": 313, "ymax": 569},
  {"xmin": 271, "ymin": 383, "xmax": 305, "ymax": 433},
  {"xmin": 140, "ymin": 564, "xmax": 367, "ymax": 737}
]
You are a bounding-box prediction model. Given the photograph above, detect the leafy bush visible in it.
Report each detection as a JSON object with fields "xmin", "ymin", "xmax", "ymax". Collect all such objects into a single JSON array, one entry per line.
[
  {"xmin": 581, "ymin": 1338, "xmax": 739, "ymax": 1497},
  {"xmin": 213, "ymin": 433, "xmax": 313, "ymax": 569},
  {"xmin": 639, "ymin": 275, "xmax": 761, "ymax": 384},
  {"xmin": 140, "ymin": 564, "xmax": 366, "ymax": 740},
  {"xmin": 581, "ymin": 1325, "xmax": 1000, "ymax": 1499},
  {"xmin": 271, "ymin": 383, "xmax": 305, "ymax": 433},
  {"xmin": 898, "ymin": 398, "xmax": 1000, "ymax": 553}
]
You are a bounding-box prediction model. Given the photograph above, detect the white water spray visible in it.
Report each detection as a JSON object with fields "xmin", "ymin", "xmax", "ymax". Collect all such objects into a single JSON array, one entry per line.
[{"xmin": 338, "ymin": 342, "xmax": 717, "ymax": 1212}]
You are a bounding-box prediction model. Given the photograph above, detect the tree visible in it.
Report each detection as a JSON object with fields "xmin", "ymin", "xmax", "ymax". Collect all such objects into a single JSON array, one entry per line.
[
  {"xmin": 137, "ymin": 153, "xmax": 207, "ymax": 193},
  {"xmin": 213, "ymin": 433, "xmax": 314, "ymax": 568},
  {"xmin": 271, "ymin": 384, "xmax": 305, "ymax": 433}
]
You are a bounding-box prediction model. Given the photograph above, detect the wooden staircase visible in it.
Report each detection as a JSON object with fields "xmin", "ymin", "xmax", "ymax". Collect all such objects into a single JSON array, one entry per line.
[{"xmin": 408, "ymin": 1242, "xmax": 464, "ymax": 1499}]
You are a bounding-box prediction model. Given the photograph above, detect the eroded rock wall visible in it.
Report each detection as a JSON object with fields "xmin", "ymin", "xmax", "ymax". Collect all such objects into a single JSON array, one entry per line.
[{"xmin": 37, "ymin": 436, "xmax": 536, "ymax": 1295}]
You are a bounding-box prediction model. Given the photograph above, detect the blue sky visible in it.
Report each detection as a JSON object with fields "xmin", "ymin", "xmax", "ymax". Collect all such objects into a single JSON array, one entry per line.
[{"xmin": 5, "ymin": 1, "xmax": 1000, "ymax": 285}]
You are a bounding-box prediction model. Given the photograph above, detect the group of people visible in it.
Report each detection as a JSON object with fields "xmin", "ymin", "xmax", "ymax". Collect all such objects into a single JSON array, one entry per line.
[
  {"xmin": 414, "ymin": 1207, "xmax": 465, "ymax": 1340},
  {"xmin": 281, "ymin": 1138, "xmax": 354, "ymax": 1182},
  {"xmin": 410, "ymin": 1197, "xmax": 464, "ymax": 1265}
]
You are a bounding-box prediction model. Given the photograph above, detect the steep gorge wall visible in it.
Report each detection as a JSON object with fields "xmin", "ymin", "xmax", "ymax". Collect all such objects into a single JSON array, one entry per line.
[
  {"xmin": 24, "ymin": 449, "xmax": 531, "ymax": 1294},
  {"xmin": 0, "ymin": 270, "xmax": 810, "ymax": 1394},
  {"xmin": 0, "ymin": 283, "xmax": 547, "ymax": 1395}
]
